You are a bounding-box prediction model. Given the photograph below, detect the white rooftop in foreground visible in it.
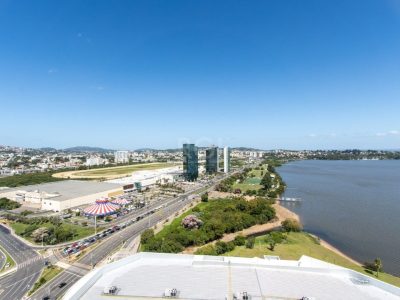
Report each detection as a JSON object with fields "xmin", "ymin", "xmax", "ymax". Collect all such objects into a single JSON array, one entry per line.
[{"xmin": 63, "ymin": 252, "xmax": 400, "ymax": 300}]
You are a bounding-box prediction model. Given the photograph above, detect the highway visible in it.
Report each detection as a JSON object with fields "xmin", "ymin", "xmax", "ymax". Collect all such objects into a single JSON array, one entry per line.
[
  {"xmin": 29, "ymin": 174, "xmax": 231, "ymax": 300},
  {"xmin": 0, "ymin": 225, "xmax": 43, "ymax": 300}
]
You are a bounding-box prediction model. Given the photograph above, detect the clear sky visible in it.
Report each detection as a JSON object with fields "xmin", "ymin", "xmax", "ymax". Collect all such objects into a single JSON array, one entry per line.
[{"xmin": 0, "ymin": 0, "xmax": 399, "ymax": 150}]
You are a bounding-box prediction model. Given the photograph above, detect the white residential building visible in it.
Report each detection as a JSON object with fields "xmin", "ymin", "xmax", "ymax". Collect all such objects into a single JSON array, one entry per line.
[
  {"xmin": 114, "ymin": 151, "xmax": 129, "ymax": 164},
  {"xmin": 224, "ymin": 146, "xmax": 230, "ymax": 173}
]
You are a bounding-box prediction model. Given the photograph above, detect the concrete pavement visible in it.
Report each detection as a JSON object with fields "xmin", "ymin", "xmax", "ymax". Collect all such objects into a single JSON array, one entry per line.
[{"xmin": 0, "ymin": 225, "xmax": 43, "ymax": 300}]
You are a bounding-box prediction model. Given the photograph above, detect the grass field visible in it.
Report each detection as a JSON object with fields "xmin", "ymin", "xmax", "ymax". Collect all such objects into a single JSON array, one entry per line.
[
  {"xmin": 53, "ymin": 162, "xmax": 179, "ymax": 180},
  {"xmin": 232, "ymin": 183, "xmax": 263, "ymax": 191},
  {"xmin": 11, "ymin": 222, "xmax": 95, "ymax": 244},
  {"xmin": 225, "ymin": 232, "xmax": 400, "ymax": 287},
  {"xmin": 28, "ymin": 265, "xmax": 62, "ymax": 295},
  {"xmin": 0, "ymin": 244, "xmax": 15, "ymax": 273},
  {"xmin": 231, "ymin": 165, "xmax": 266, "ymax": 192}
]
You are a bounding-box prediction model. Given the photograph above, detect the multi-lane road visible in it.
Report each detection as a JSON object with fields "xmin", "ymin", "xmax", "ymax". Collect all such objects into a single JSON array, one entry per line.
[
  {"xmin": 29, "ymin": 173, "xmax": 233, "ymax": 300},
  {"xmin": 0, "ymin": 225, "xmax": 43, "ymax": 300},
  {"xmin": 0, "ymin": 171, "xmax": 235, "ymax": 300}
]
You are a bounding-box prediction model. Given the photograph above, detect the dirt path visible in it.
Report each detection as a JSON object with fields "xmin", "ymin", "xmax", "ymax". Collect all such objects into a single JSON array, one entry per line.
[{"xmin": 182, "ymin": 202, "xmax": 297, "ymax": 254}]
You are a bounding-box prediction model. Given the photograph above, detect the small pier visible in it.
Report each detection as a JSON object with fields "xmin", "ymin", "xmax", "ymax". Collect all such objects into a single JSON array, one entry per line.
[{"xmin": 278, "ymin": 197, "xmax": 302, "ymax": 202}]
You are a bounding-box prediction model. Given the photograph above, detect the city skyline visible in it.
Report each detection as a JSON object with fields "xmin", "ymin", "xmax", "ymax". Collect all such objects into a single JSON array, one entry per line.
[{"xmin": 1, "ymin": 1, "xmax": 400, "ymax": 150}]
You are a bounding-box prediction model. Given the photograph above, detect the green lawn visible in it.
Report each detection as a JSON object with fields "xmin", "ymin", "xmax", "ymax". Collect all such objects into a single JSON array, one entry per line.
[
  {"xmin": 225, "ymin": 232, "xmax": 400, "ymax": 287},
  {"xmin": 0, "ymin": 245, "xmax": 15, "ymax": 273},
  {"xmin": 10, "ymin": 222, "xmax": 95, "ymax": 244},
  {"xmin": 232, "ymin": 183, "xmax": 263, "ymax": 192},
  {"xmin": 28, "ymin": 266, "xmax": 63, "ymax": 295},
  {"xmin": 73, "ymin": 162, "xmax": 178, "ymax": 177},
  {"xmin": 231, "ymin": 165, "xmax": 267, "ymax": 192}
]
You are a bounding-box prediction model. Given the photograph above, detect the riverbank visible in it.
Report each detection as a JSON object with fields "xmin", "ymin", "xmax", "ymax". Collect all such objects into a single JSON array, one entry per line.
[
  {"xmin": 182, "ymin": 200, "xmax": 363, "ymax": 268},
  {"xmin": 277, "ymin": 160, "xmax": 400, "ymax": 276}
]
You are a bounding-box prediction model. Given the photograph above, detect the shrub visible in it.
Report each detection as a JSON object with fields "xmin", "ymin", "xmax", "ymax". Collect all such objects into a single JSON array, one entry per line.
[
  {"xmin": 233, "ymin": 235, "xmax": 246, "ymax": 246},
  {"xmin": 246, "ymin": 236, "xmax": 255, "ymax": 249},
  {"xmin": 215, "ymin": 241, "xmax": 228, "ymax": 254},
  {"xmin": 201, "ymin": 193, "xmax": 209, "ymax": 202},
  {"xmin": 281, "ymin": 218, "xmax": 303, "ymax": 232},
  {"xmin": 195, "ymin": 244, "xmax": 217, "ymax": 255},
  {"xmin": 141, "ymin": 229, "xmax": 155, "ymax": 244}
]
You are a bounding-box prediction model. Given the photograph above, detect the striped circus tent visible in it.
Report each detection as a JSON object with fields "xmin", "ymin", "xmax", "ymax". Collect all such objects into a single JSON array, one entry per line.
[
  {"xmin": 111, "ymin": 197, "xmax": 131, "ymax": 206},
  {"xmin": 84, "ymin": 199, "xmax": 119, "ymax": 216}
]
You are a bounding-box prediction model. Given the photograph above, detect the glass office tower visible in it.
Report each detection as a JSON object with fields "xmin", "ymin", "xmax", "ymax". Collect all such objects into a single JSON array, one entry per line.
[
  {"xmin": 183, "ymin": 144, "xmax": 198, "ymax": 181},
  {"xmin": 205, "ymin": 147, "xmax": 218, "ymax": 174}
]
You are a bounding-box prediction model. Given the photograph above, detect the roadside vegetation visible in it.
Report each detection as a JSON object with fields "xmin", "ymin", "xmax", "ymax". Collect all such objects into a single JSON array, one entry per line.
[
  {"xmin": 0, "ymin": 197, "xmax": 21, "ymax": 210},
  {"xmin": 28, "ymin": 265, "xmax": 63, "ymax": 295},
  {"xmin": 3, "ymin": 214, "xmax": 95, "ymax": 245},
  {"xmin": 0, "ymin": 244, "xmax": 15, "ymax": 273},
  {"xmin": 141, "ymin": 197, "xmax": 276, "ymax": 253}
]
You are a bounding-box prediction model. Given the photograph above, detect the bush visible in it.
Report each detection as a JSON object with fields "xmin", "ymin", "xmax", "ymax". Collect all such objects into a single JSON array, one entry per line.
[
  {"xmin": 20, "ymin": 210, "xmax": 34, "ymax": 216},
  {"xmin": 195, "ymin": 244, "xmax": 217, "ymax": 255},
  {"xmin": 281, "ymin": 218, "xmax": 303, "ymax": 232},
  {"xmin": 0, "ymin": 197, "xmax": 21, "ymax": 210},
  {"xmin": 201, "ymin": 193, "xmax": 209, "ymax": 202},
  {"xmin": 215, "ymin": 241, "xmax": 228, "ymax": 254},
  {"xmin": 233, "ymin": 235, "xmax": 246, "ymax": 246},
  {"xmin": 246, "ymin": 236, "xmax": 255, "ymax": 249},
  {"xmin": 141, "ymin": 229, "xmax": 155, "ymax": 244}
]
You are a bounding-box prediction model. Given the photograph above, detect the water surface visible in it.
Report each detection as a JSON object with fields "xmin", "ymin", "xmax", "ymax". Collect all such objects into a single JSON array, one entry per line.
[{"xmin": 278, "ymin": 160, "xmax": 400, "ymax": 276}]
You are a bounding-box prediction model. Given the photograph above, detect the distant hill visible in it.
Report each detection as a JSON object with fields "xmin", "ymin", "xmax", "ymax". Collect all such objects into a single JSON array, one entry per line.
[
  {"xmin": 232, "ymin": 147, "xmax": 263, "ymax": 151},
  {"xmin": 38, "ymin": 147, "xmax": 57, "ymax": 152},
  {"xmin": 134, "ymin": 148, "xmax": 159, "ymax": 152},
  {"xmin": 63, "ymin": 146, "xmax": 114, "ymax": 153}
]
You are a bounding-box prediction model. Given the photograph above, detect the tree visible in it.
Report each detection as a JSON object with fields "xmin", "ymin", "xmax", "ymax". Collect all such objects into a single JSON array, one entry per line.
[
  {"xmin": 31, "ymin": 227, "xmax": 49, "ymax": 243},
  {"xmin": 281, "ymin": 218, "xmax": 302, "ymax": 232},
  {"xmin": 201, "ymin": 193, "xmax": 209, "ymax": 202},
  {"xmin": 246, "ymin": 237, "xmax": 255, "ymax": 249},
  {"xmin": 215, "ymin": 241, "xmax": 228, "ymax": 254},
  {"xmin": 141, "ymin": 229, "xmax": 155, "ymax": 244},
  {"xmin": 265, "ymin": 235, "xmax": 276, "ymax": 251},
  {"xmin": 374, "ymin": 258, "xmax": 383, "ymax": 278},
  {"xmin": 233, "ymin": 235, "xmax": 246, "ymax": 246}
]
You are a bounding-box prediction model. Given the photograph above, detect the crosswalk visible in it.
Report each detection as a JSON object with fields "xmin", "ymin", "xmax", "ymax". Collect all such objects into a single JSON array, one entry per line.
[{"xmin": 17, "ymin": 256, "xmax": 42, "ymax": 269}]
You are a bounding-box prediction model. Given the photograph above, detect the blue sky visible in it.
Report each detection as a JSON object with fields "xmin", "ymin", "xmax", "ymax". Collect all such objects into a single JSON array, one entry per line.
[{"xmin": 0, "ymin": 0, "xmax": 399, "ymax": 150}]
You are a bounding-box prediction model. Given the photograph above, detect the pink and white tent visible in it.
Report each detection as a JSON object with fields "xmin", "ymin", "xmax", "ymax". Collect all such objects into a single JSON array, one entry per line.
[
  {"xmin": 111, "ymin": 198, "xmax": 131, "ymax": 206},
  {"xmin": 83, "ymin": 199, "xmax": 120, "ymax": 216}
]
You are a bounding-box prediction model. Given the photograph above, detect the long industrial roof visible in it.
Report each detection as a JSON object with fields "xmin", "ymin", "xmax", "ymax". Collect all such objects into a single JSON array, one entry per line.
[
  {"xmin": 0, "ymin": 180, "xmax": 121, "ymax": 202},
  {"xmin": 63, "ymin": 252, "xmax": 400, "ymax": 300}
]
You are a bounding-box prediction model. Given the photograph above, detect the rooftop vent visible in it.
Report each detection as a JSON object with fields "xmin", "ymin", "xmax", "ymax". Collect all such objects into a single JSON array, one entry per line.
[
  {"xmin": 164, "ymin": 288, "xmax": 178, "ymax": 298},
  {"xmin": 103, "ymin": 286, "xmax": 118, "ymax": 295},
  {"xmin": 233, "ymin": 291, "xmax": 250, "ymax": 300}
]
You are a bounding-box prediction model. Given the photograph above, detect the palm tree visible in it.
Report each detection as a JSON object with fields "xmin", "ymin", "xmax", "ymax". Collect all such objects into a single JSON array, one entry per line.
[{"xmin": 374, "ymin": 258, "xmax": 382, "ymax": 278}]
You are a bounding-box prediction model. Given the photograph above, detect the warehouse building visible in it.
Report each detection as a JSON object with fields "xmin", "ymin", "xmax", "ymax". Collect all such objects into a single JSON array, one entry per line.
[
  {"xmin": 0, "ymin": 180, "xmax": 122, "ymax": 212},
  {"xmin": 63, "ymin": 252, "xmax": 400, "ymax": 300}
]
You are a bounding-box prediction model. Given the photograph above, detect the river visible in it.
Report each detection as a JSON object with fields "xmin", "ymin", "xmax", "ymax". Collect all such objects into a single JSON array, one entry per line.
[{"xmin": 278, "ymin": 160, "xmax": 400, "ymax": 276}]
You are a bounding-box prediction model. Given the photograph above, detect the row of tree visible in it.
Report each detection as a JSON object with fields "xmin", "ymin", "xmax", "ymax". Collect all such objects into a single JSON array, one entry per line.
[{"xmin": 141, "ymin": 197, "xmax": 276, "ymax": 253}]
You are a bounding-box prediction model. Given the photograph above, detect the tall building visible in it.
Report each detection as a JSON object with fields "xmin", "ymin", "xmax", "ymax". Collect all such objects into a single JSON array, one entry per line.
[
  {"xmin": 183, "ymin": 144, "xmax": 198, "ymax": 181},
  {"xmin": 114, "ymin": 150, "xmax": 129, "ymax": 164},
  {"xmin": 205, "ymin": 147, "xmax": 218, "ymax": 174},
  {"xmin": 224, "ymin": 146, "xmax": 230, "ymax": 173}
]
